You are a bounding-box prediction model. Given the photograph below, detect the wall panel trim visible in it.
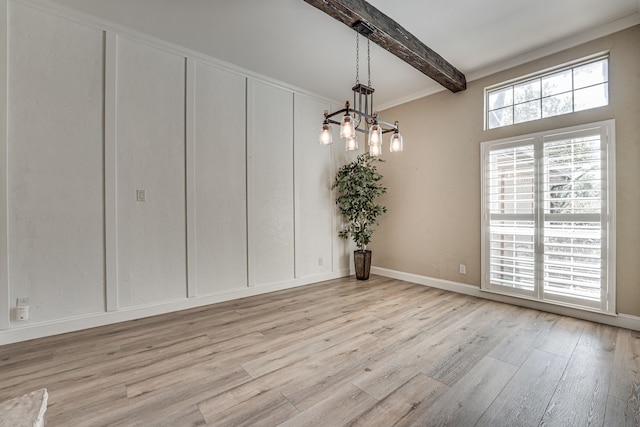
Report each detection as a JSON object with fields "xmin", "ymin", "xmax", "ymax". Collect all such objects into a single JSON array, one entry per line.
[
  {"xmin": 185, "ymin": 57, "xmax": 196, "ymax": 298},
  {"xmin": 0, "ymin": 0, "xmax": 8, "ymax": 329},
  {"xmin": 104, "ymin": 31, "xmax": 118, "ymax": 312},
  {"xmin": 246, "ymin": 79, "xmax": 255, "ymax": 287}
]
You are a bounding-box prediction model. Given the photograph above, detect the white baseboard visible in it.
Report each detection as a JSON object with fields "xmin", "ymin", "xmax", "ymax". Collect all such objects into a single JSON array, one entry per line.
[
  {"xmin": 0, "ymin": 269, "xmax": 351, "ymax": 345},
  {"xmin": 371, "ymin": 266, "xmax": 640, "ymax": 332}
]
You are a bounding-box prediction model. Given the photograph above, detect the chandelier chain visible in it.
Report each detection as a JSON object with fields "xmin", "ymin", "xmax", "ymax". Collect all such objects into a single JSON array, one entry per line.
[
  {"xmin": 367, "ymin": 38, "xmax": 371, "ymax": 86},
  {"xmin": 355, "ymin": 32, "xmax": 359, "ymax": 85}
]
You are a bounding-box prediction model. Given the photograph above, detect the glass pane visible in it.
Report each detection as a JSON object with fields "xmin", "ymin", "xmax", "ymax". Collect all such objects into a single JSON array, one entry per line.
[
  {"xmin": 488, "ymin": 146, "xmax": 535, "ymax": 214},
  {"xmin": 543, "ymin": 135, "xmax": 605, "ymax": 302},
  {"xmin": 574, "ymin": 84, "xmax": 608, "ymax": 111},
  {"xmin": 514, "ymin": 100, "xmax": 541, "ymax": 124},
  {"xmin": 542, "ymin": 92, "xmax": 573, "ymax": 118},
  {"xmin": 574, "ymin": 59, "xmax": 608, "ymax": 89},
  {"xmin": 490, "ymin": 220, "xmax": 535, "ymax": 291},
  {"xmin": 543, "ymin": 221, "xmax": 601, "ymax": 300},
  {"xmin": 514, "ymin": 79, "xmax": 540, "ymax": 103},
  {"xmin": 544, "ymin": 136, "xmax": 602, "ymax": 215},
  {"xmin": 488, "ymin": 106, "xmax": 513, "ymax": 129},
  {"xmin": 488, "ymin": 87, "xmax": 513, "ymax": 110},
  {"xmin": 542, "ymin": 69, "xmax": 572, "ymax": 97}
]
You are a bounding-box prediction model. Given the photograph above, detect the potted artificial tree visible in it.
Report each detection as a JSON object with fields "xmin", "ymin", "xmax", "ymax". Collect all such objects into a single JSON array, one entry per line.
[{"xmin": 332, "ymin": 153, "xmax": 387, "ymax": 280}]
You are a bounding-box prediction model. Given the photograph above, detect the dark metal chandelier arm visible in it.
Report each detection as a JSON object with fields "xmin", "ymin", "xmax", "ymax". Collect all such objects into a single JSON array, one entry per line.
[{"xmin": 325, "ymin": 109, "xmax": 398, "ymax": 134}]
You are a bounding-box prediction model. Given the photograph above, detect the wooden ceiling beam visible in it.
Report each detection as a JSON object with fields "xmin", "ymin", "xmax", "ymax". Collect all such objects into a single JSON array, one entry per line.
[{"xmin": 303, "ymin": 0, "xmax": 467, "ymax": 93}]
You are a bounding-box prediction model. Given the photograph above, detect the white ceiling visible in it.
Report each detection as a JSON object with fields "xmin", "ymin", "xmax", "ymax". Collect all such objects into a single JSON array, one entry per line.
[{"xmin": 47, "ymin": 0, "xmax": 640, "ymax": 109}]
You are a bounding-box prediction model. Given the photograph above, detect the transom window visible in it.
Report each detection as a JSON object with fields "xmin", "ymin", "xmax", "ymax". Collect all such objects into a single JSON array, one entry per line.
[
  {"xmin": 480, "ymin": 120, "xmax": 616, "ymax": 314},
  {"xmin": 485, "ymin": 56, "xmax": 609, "ymax": 129}
]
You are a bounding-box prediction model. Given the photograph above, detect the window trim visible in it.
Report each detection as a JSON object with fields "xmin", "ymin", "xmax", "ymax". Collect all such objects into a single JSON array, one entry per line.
[
  {"xmin": 480, "ymin": 120, "xmax": 616, "ymax": 315},
  {"xmin": 484, "ymin": 53, "xmax": 610, "ymax": 130}
]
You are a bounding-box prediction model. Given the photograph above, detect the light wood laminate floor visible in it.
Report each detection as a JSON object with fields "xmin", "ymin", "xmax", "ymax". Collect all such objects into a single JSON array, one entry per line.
[{"xmin": 1, "ymin": 275, "xmax": 640, "ymax": 426}]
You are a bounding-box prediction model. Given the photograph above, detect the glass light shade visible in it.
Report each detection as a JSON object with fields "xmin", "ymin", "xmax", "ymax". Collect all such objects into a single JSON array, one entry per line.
[
  {"xmin": 318, "ymin": 123, "xmax": 333, "ymax": 145},
  {"xmin": 345, "ymin": 134, "xmax": 358, "ymax": 151},
  {"xmin": 340, "ymin": 114, "xmax": 355, "ymax": 139},
  {"xmin": 368, "ymin": 124, "xmax": 382, "ymax": 146},
  {"xmin": 390, "ymin": 132, "xmax": 403, "ymax": 152},
  {"xmin": 369, "ymin": 143, "xmax": 382, "ymax": 157}
]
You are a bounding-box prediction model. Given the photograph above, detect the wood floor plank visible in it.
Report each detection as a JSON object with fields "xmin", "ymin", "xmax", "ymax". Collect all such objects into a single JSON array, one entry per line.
[
  {"xmin": 196, "ymin": 358, "xmax": 321, "ymax": 420},
  {"xmin": 396, "ymin": 355, "xmax": 518, "ymax": 427},
  {"xmin": 539, "ymin": 339, "xmax": 614, "ymax": 426},
  {"xmin": 604, "ymin": 394, "xmax": 640, "ymax": 427},
  {"xmin": 45, "ymin": 383, "xmax": 129, "ymax": 425},
  {"xmin": 278, "ymin": 384, "xmax": 376, "ymax": 427},
  {"xmin": 577, "ymin": 321, "xmax": 619, "ymax": 351},
  {"xmin": 280, "ymin": 336, "xmax": 383, "ymax": 411},
  {"xmin": 604, "ymin": 328, "xmax": 640, "ymax": 425},
  {"xmin": 350, "ymin": 327, "xmax": 440, "ymax": 400},
  {"xmin": 475, "ymin": 349, "xmax": 568, "ymax": 426},
  {"xmin": 202, "ymin": 388, "xmax": 299, "ymax": 426},
  {"xmin": 609, "ymin": 329, "xmax": 640, "ymax": 399},
  {"xmin": 128, "ymin": 365, "xmax": 250, "ymax": 407},
  {"xmin": 240, "ymin": 316, "xmax": 384, "ymax": 378},
  {"xmin": 105, "ymin": 368, "xmax": 251, "ymax": 426},
  {"xmin": 349, "ymin": 373, "xmax": 447, "ymax": 426},
  {"xmin": 488, "ymin": 309, "xmax": 557, "ymax": 367},
  {"xmin": 46, "ymin": 393, "xmax": 131, "ymax": 427},
  {"xmin": 535, "ymin": 315, "xmax": 587, "ymax": 358},
  {"xmin": 423, "ymin": 301, "xmax": 522, "ymax": 386}
]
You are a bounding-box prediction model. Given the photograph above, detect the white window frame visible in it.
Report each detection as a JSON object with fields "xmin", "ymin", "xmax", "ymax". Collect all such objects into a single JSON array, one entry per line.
[
  {"xmin": 484, "ymin": 54, "xmax": 609, "ymax": 130},
  {"xmin": 480, "ymin": 120, "xmax": 616, "ymax": 315}
]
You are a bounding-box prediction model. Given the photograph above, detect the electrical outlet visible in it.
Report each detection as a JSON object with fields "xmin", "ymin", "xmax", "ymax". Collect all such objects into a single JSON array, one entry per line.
[
  {"xmin": 318, "ymin": 257, "xmax": 324, "ymax": 266},
  {"xmin": 459, "ymin": 264, "xmax": 466, "ymax": 275},
  {"xmin": 136, "ymin": 189, "xmax": 146, "ymax": 202},
  {"xmin": 16, "ymin": 297, "xmax": 29, "ymax": 321}
]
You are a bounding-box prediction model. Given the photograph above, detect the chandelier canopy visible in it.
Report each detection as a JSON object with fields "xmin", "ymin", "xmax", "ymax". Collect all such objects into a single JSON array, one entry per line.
[{"xmin": 318, "ymin": 21, "xmax": 403, "ymax": 156}]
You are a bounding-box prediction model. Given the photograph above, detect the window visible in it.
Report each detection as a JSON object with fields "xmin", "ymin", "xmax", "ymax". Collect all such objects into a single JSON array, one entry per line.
[
  {"xmin": 486, "ymin": 56, "xmax": 609, "ymax": 129},
  {"xmin": 481, "ymin": 121, "xmax": 615, "ymax": 313}
]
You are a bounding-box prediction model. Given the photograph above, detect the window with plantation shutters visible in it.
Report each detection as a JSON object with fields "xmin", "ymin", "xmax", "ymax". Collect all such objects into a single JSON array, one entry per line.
[{"xmin": 481, "ymin": 121, "xmax": 615, "ymax": 313}]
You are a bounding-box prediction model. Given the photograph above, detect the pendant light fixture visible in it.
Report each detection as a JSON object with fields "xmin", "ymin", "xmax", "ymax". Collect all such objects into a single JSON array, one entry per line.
[
  {"xmin": 319, "ymin": 121, "xmax": 333, "ymax": 145},
  {"xmin": 318, "ymin": 21, "xmax": 403, "ymax": 156}
]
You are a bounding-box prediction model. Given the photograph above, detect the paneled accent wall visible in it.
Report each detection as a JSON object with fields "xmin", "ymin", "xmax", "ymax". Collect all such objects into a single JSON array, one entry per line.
[{"xmin": 0, "ymin": 0, "xmax": 352, "ymax": 344}]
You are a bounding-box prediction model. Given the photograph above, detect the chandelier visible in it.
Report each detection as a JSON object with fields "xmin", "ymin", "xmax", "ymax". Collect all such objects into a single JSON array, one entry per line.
[{"xmin": 318, "ymin": 21, "xmax": 403, "ymax": 156}]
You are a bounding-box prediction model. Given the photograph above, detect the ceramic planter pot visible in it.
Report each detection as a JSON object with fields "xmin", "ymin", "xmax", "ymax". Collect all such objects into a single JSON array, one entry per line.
[{"xmin": 354, "ymin": 250, "xmax": 372, "ymax": 280}]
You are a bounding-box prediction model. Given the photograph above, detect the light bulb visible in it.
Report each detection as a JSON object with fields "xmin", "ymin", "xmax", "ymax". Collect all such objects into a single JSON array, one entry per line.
[
  {"xmin": 370, "ymin": 143, "xmax": 382, "ymax": 157},
  {"xmin": 368, "ymin": 123, "xmax": 382, "ymax": 146},
  {"xmin": 340, "ymin": 114, "xmax": 355, "ymax": 139},
  {"xmin": 345, "ymin": 134, "xmax": 358, "ymax": 151},
  {"xmin": 390, "ymin": 132, "xmax": 403, "ymax": 153},
  {"xmin": 318, "ymin": 123, "xmax": 333, "ymax": 145}
]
